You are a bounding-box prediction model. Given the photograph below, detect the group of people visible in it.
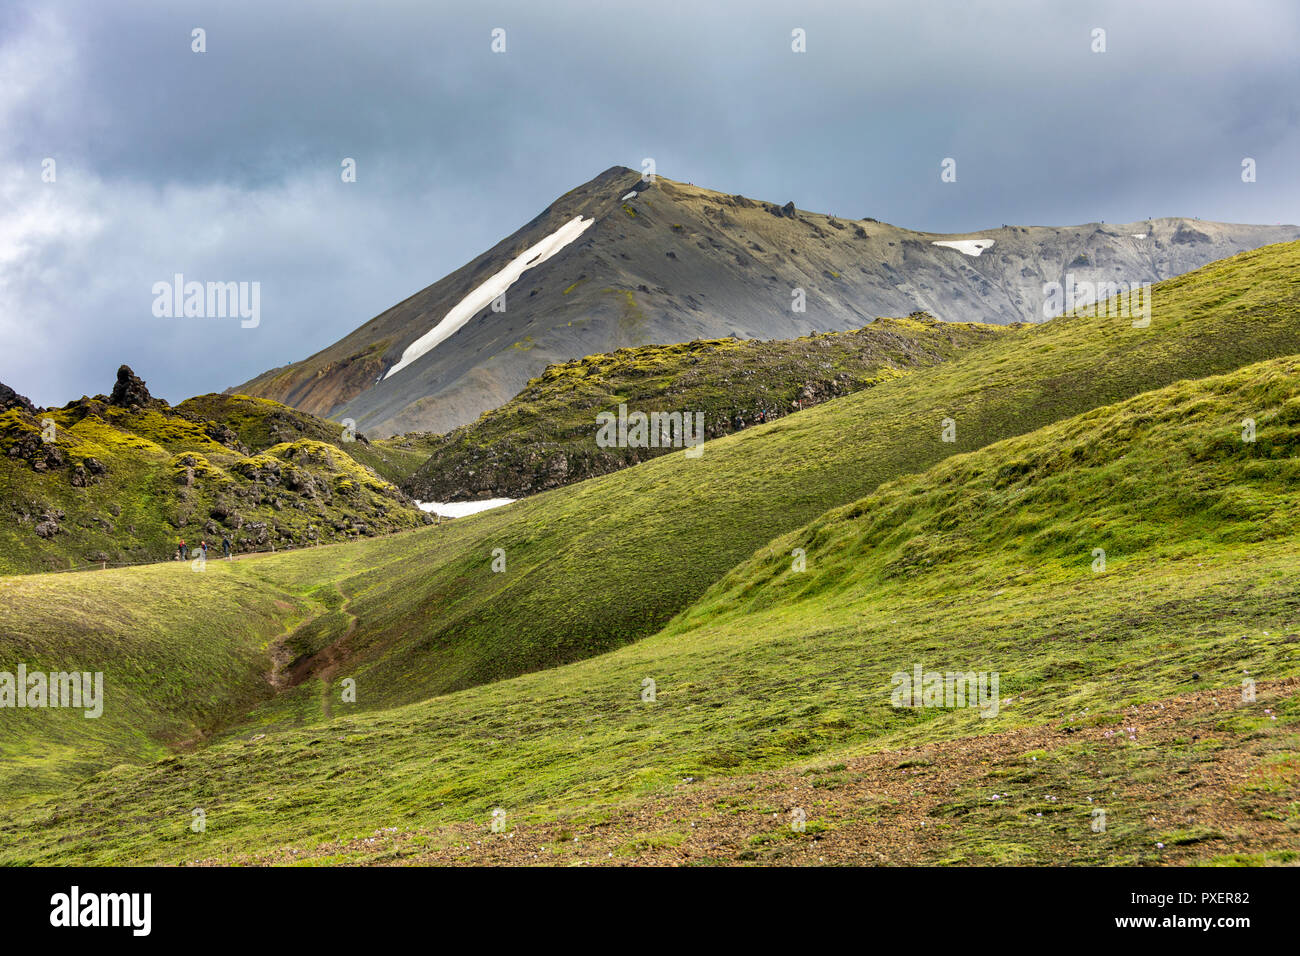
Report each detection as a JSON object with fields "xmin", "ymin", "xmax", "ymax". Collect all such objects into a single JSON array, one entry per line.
[{"xmin": 175, "ymin": 536, "xmax": 232, "ymax": 561}]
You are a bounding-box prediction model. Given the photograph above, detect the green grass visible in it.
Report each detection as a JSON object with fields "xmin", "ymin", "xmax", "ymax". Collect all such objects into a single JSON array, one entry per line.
[
  {"xmin": 0, "ymin": 560, "xmax": 314, "ymax": 803},
  {"xmin": 671, "ymin": 354, "xmax": 1300, "ymax": 635},
  {"xmin": 3, "ymin": 351, "xmax": 1299, "ymax": 863},
  {"xmin": 4, "ymin": 241, "xmax": 1300, "ymax": 856},
  {"xmin": 403, "ymin": 315, "xmax": 1006, "ymax": 501}
]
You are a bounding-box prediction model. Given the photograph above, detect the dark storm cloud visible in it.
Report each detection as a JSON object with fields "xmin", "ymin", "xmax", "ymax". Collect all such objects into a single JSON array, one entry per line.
[{"xmin": 2, "ymin": 0, "xmax": 1297, "ymax": 406}]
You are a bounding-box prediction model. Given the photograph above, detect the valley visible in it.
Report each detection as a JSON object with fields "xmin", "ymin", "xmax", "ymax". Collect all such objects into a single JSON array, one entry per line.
[{"xmin": 2, "ymin": 241, "xmax": 1299, "ymax": 866}]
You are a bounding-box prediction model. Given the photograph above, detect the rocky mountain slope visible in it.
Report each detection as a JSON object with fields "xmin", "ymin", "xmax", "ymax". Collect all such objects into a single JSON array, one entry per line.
[
  {"xmin": 0, "ymin": 367, "xmax": 430, "ymax": 574},
  {"xmin": 234, "ymin": 165, "xmax": 1300, "ymax": 436}
]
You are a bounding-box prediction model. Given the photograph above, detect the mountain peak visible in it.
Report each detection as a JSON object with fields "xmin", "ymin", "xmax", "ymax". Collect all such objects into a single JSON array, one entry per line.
[{"xmin": 234, "ymin": 171, "xmax": 1300, "ymax": 437}]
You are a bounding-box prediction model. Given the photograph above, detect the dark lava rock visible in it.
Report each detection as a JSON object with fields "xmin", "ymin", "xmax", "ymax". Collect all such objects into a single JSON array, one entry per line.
[
  {"xmin": 109, "ymin": 365, "xmax": 152, "ymax": 408},
  {"xmin": 0, "ymin": 382, "xmax": 36, "ymax": 413},
  {"xmin": 1172, "ymin": 224, "xmax": 1211, "ymax": 245}
]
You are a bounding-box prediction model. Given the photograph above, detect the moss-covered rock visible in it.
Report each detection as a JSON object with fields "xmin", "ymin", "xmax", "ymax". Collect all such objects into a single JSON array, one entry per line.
[{"xmin": 0, "ymin": 375, "xmax": 431, "ymax": 574}]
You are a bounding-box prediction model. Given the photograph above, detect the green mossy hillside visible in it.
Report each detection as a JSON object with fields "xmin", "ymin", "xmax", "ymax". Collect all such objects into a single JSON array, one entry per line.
[
  {"xmin": 4, "ymin": 353, "xmax": 1299, "ymax": 864},
  {"xmin": 403, "ymin": 315, "xmax": 1008, "ymax": 501},
  {"xmin": 0, "ymin": 373, "xmax": 430, "ymax": 574},
  {"xmin": 177, "ymin": 392, "xmax": 438, "ymax": 484},
  {"xmin": 673, "ymin": 354, "xmax": 1300, "ymax": 634},
  {"xmin": 3, "ymin": 241, "xmax": 1300, "ymax": 758}
]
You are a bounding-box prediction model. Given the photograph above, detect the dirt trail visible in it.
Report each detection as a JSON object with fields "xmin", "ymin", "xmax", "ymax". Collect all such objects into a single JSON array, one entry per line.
[
  {"xmin": 265, "ymin": 584, "xmax": 359, "ymax": 708},
  {"xmin": 265, "ymin": 612, "xmax": 308, "ymax": 693},
  {"xmin": 317, "ymin": 585, "xmax": 359, "ymax": 720}
]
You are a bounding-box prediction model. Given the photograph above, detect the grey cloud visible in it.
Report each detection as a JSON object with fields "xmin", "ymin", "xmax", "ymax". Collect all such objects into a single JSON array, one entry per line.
[{"xmin": 2, "ymin": 0, "xmax": 1296, "ymax": 406}]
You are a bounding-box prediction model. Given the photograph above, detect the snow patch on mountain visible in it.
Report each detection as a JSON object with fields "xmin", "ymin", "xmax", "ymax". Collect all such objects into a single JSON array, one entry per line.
[
  {"xmin": 416, "ymin": 498, "xmax": 515, "ymax": 518},
  {"xmin": 931, "ymin": 239, "xmax": 995, "ymax": 257},
  {"xmin": 384, "ymin": 216, "xmax": 595, "ymax": 380}
]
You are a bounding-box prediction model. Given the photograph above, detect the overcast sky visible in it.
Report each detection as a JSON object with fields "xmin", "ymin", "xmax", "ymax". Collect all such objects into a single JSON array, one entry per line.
[{"xmin": 2, "ymin": 0, "xmax": 1297, "ymax": 407}]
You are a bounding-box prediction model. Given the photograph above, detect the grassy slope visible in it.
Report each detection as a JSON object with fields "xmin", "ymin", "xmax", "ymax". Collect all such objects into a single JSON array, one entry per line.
[
  {"xmin": 245, "ymin": 239, "xmax": 1300, "ymax": 714},
  {"xmin": 4, "ymin": 354, "xmax": 1298, "ymax": 864},
  {"xmin": 3, "ymin": 242, "xmax": 1300, "ymax": 812},
  {"xmin": 0, "ymin": 393, "xmax": 429, "ymax": 574},
  {"xmin": 402, "ymin": 316, "xmax": 1007, "ymax": 501},
  {"xmin": 0, "ymin": 244, "xmax": 1297, "ymax": 758},
  {"xmin": 0, "ymin": 561, "xmax": 313, "ymax": 803}
]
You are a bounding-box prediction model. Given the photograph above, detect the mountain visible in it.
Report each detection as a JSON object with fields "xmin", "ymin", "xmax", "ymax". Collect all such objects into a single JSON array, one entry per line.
[
  {"xmin": 0, "ymin": 366, "xmax": 431, "ymax": 574},
  {"xmin": 5, "ymin": 245, "xmax": 1300, "ymax": 862},
  {"xmin": 234, "ymin": 165, "xmax": 1300, "ymax": 437},
  {"xmin": 402, "ymin": 315, "xmax": 1009, "ymax": 502}
]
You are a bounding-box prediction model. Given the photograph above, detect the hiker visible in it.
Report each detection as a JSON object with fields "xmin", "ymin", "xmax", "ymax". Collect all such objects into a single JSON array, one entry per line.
[
  {"xmin": 178, "ymin": 538, "xmax": 187, "ymax": 560},
  {"xmin": 200, "ymin": 539, "xmax": 208, "ymax": 559},
  {"xmin": 222, "ymin": 535, "xmax": 232, "ymax": 559}
]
